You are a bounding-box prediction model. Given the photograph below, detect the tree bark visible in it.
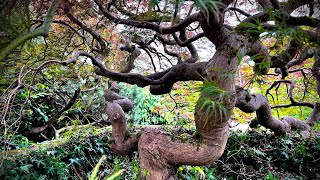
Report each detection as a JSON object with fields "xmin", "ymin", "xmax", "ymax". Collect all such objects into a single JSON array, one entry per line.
[
  {"xmin": 306, "ymin": 51, "xmax": 320, "ymax": 125},
  {"xmin": 105, "ymin": 102, "xmax": 138, "ymax": 155},
  {"xmin": 138, "ymin": 31, "xmax": 248, "ymax": 179},
  {"xmin": 236, "ymin": 88, "xmax": 310, "ymax": 136}
]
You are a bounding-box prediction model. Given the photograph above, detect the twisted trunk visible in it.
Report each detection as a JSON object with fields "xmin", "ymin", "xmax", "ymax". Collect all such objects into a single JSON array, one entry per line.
[{"xmin": 138, "ymin": 32, "xmax": 247, "ymax": 179}]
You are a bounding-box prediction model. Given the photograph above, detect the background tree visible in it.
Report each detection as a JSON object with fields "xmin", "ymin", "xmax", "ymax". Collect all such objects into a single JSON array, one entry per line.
[{"xmin": 0, "ymin": 0, "xmax": 319, "ymax": 179}]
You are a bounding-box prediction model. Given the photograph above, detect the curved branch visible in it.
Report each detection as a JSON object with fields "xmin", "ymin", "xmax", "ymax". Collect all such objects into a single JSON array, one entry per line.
[
  {"xmin": 156, "ymin": 34, "xmax": 176, "ymax": 45},
  {"xmin": 172, "ymin": 32, "xmax": 205, "ymax": 47},
  {"xmin": 287, "ymin": 48, "xmax": 315, "ymax": 68},
  {"xmin": 112, "ymin": 1, "xmax": 136, "ymax": 17},
  {"xmin": 0, "ymin": 0, "xmax": 61, "ymax": 61},
  {"xmin": 25, "ymin": 88, "xmax": 81, "ymax": 135},
  {"xmin": 279, "ymin": 0, "xmax": 314, "ymax": 14},
  {"xmin": 64, "ymin": 7, "xmax": 107, "ymax": 52},
  {"xmin": 172, "ymin": 30, "xmax": 200, "ymax": 61},
  {"xmin": 224, "ymin": 7, "xmax": 251, "ymax": 17},
  {"xmin": 238, "ymin": 12, "xmax": 269, "ymax": 25},
  {"xmin": 236, "ymin": 88, "xmax": 310, "ymax": 135},
  {"xmin": 266, "ymin": 80, "xmax": 314, "ymax": 109},
  {"xmin": 32, "ymin": 19, "xmax": 85, "ymax": 39},
  {"xmin": 59, "ymin": 52, "xmax": 205, "ymax": 94},
  {"xmin": 105, "ymin": 80, "xmax": 137, "ymax": 155},
  {"xmin": 94, "ymin": 0, "xmax": 201, "ymax": 34},
  {"xmin": 163, "ymin": 43, "xmax": 182, "ymax": 64}
]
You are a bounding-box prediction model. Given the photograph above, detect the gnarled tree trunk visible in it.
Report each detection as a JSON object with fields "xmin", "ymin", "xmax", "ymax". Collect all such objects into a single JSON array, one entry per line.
[
  {"xmin": 138, "ymin": 31, "xmax": 247, "ymax": 179},
  {"xmin": 235, "ymin": 89, "xmax": 311, "ymax": 136}
]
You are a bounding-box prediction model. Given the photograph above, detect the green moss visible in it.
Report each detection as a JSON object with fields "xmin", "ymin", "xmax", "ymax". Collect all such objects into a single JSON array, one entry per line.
[
  {"xmin": 192, "ymin": 131, "xmax": 203, "ymax": 140},
  {"xmin": 177, "ymin": 133, "xmax": 189, "ymax": 143}
]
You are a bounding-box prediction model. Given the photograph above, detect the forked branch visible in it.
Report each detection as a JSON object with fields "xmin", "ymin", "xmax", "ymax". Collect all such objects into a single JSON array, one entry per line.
[
  {"xmin": 266, "ymin": 80, "xmax": 314, "ymax": 109},
  {"xmin": 94, "ymin": 0, "xmax": 201, "ymax": 34}
]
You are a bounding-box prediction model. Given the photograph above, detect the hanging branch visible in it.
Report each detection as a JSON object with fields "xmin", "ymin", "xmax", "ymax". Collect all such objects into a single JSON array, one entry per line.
[
  {"xmin": 64, "ymin": 7, "xmax": 108, "ymax": 52},
  {"xmin": 0, "ymin": 0, "xmax": 62, "ymax": 61},
  {"xmin": 266, "ymin": 80, "xmax": 315, "ymax": 109}
]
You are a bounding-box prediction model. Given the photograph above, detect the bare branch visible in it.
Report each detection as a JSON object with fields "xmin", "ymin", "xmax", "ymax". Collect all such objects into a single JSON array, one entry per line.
[
  {"xmin": 64, "ymin": 7, "xmax": 107, "ymax": 52},
  {"xmin": 17, "ymin": 52, "xmax": 204, "ymax": 95},
  {"xmin": 25, "ymin": 88, "xmax": 81, "ymax": 134},
  {"xmin": 163, "ymin": 43, "xmax": 182, "ymax": 64},
  {"xmin": 224, "ymin": 7, "xmax": 251, "ymax": 17},
  {"xmin": 279, "ymin": 0, "xmax": 314, "ymax": 14},
  {"xmin": 172, "ymin": 32, "xmax": 205, "ymax": 47},
  {"xmin": 287, "ymin": 48, "xmax": 315, "ymax": 68},
  {"xmin": 94, "ymin": 0, "xmax": 201, "ymax": 34},
  {"xmin": 32, "ymin": 19, "xmax": 85, "ymax": 39},
  {"xmin": 266, "ymin": 80, "xmax": 315, "ymax": 109}
]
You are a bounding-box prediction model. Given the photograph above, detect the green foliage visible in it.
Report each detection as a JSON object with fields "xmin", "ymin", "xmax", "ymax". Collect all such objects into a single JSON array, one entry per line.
[
  {"xmin": 198, "ymin": 97, "xmax": 227, "ymax": 123},
  {"xmin": 197, "ymin": 81, "xmax": 228, "ymax": 125},
  {"xmin": 178, "ymin": 131, "xmax": 320, "ymax": 179},
  {"xmin": 119, "ymin": 84, "xmax": 173, "ymax": 125},
  {"xmin": 193, "ymin": 0, "xmax": 225, "ymax": 22},
  {"xmin": 237, "ymin": 20, "xmax": 265, "ymax": 37},
  {"xmin": 0, "ymin": 11, "xmax": 30, "ymax": 50},
  {"xmin": 1, "ymin": 128, "xmax": 319, "ymax": 179},
  {"xmin": 1, "ymin": 127, "xmax": 112, "ymax": 179},
  {"xmin": 199, "ymin": 81, "xmax": 227, "ymax": 98}
]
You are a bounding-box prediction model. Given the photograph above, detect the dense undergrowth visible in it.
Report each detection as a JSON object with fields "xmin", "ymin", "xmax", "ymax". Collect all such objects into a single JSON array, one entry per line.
[
  {"xmin": 1, "ymin": 83, "xmax": 319, "ymax": 179},
  {"xmin": 1, "ymin": 126, "xmax": 319, "ymax": 179}
]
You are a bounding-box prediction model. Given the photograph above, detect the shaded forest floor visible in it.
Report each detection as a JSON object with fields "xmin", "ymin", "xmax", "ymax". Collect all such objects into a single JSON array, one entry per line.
[{"xmin": 1, "ymin": 126, "xmax": 319, "ymax": 180}]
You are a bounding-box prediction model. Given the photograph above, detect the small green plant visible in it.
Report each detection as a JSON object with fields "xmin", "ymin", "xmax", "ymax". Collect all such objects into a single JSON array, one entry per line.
[
  {"xmin": 193, "ymin": 0, "xmax": 225, "ymax": 22},
  {"xmin": 265, "ymin": 173, "xmax": 279, "ymax": 180},
  {"xmin": 197, "ymin": 81, "xmax": 228, "ymax": 126},
  {"xmin": 89, "ymin": 155, "xmax": 107, "ymax": 180}
]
